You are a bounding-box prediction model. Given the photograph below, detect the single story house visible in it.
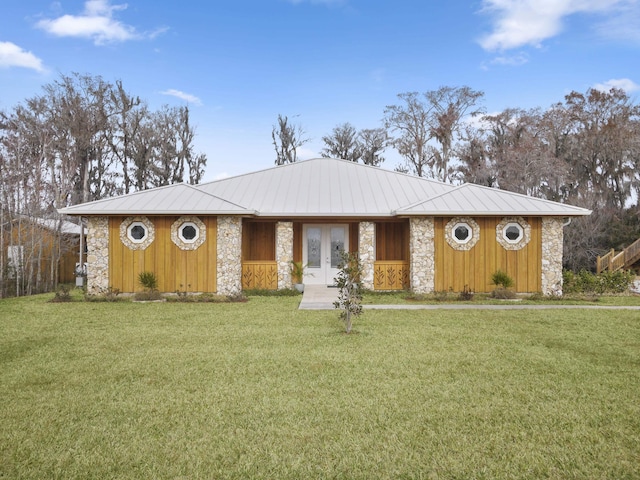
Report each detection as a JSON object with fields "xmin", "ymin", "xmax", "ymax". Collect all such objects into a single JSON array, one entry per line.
[{"xmin": 59, "ymin": 158, "xmax": 591, "ymax": 296}]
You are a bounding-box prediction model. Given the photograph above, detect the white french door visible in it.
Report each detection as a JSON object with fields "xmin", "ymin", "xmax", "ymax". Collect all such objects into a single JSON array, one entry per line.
[{"xmin": 302, "ymin": 224, "xmax": 349, "ymax": 285}]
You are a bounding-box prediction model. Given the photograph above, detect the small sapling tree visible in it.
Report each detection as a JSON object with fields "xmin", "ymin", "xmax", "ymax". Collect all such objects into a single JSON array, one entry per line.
[{"xmin": 333, "ymin": 251, "xmax": 363, "ymax": 334}]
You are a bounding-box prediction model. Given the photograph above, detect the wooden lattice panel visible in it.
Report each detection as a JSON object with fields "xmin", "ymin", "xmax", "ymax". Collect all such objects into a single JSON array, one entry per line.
[
  {"xmin": 373, "ymin": 261, "xmax": 410, "ymax": 290},
  {"xmin": 242, "ymin": 261, "xmax": 278, "ymax": 290}
]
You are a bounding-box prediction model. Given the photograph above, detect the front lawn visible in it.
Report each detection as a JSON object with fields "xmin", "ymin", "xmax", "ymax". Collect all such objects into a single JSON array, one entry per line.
[{"xmin": 1, "ymin": 294, "xmax": 639, "ymax": 479}]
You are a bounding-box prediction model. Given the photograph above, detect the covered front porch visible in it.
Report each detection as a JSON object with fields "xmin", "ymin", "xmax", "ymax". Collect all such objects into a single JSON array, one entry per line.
[{"xmin": 240, "ymin": 219, "xmax": 410, "ymax": 291}]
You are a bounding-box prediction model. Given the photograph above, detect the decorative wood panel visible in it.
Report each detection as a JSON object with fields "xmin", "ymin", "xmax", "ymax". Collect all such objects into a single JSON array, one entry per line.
[
  {"xmin": 434, "ymin": 217, "xmax": 541, "ymax": 293},
  {"xmin": 373, "ymin": 261, "xmax": 410, "ymax": 290},
  {"xmin": 242, "ymin": 261, "xmax": 278, "ymax": 290}
]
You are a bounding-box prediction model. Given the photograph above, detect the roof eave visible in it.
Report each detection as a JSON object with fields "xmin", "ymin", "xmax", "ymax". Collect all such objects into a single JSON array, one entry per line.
[
  {"xmin": 395, "ymin": 210, "xmax": 592, "ymax": 217},
  {"xmin": 58, "ymin": 209, "xmax": 257, "ymax": 216}
]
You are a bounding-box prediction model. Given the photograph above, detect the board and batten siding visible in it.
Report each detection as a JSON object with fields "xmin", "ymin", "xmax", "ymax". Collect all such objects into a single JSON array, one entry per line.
[
  {"xmin": 434, "ymin": 217, "xmax": 542, "ymax": 293},
  {"xmin": 108, "ymin": 216, "xmax": 217, "ymax": 293}
]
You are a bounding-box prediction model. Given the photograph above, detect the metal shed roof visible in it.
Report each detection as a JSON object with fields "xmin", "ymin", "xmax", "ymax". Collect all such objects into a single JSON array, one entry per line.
[{"xmin": 395, "ymin": 183, "xmax": 591, "ymax": 216}]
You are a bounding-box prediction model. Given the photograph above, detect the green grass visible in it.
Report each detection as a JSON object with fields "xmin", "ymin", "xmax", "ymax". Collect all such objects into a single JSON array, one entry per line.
[
  {"xmin": 2, "ymin": 294, "xmax": 640, "ymax": 479},
  {"xmin": 363, "ymin": 289, "xmax": 640, "ymax": 306}
]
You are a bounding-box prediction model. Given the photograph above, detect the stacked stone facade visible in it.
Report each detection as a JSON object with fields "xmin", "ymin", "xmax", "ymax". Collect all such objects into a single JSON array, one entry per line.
[
  {"xmin": 541, "ymin": 217, "xmax": 564, "ymax": 296},
  {"xmin": 276, "ymin": 221, "xmax": 294, "ymax": 289},
  {"xmin": 86, "ymin": 216, "xmax": 109, "ymax": 295},
  {"xmin": 410, "ymin": 217, "xmax": 435, "ymax": 294},
  {"xmin": 358, "ymin": 222, "xmax": 375, "ymax": 290},
  {"xmin": 217, "ymin": 216, "xmax": 242, "ymax": 295}
]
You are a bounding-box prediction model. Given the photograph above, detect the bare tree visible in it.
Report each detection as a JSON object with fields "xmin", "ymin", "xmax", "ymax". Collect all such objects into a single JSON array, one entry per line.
[
  {"xmin": 359, "ymin": 128, "xmax": 388, "ymax": 166},
  {"xmin": 321, "ymin": 122, "xmax": 362, "ymax": 161},
  {"xmin": 272, "ymin": 114, "xmax": 309, "ymax": 165},
  {"xmin": 426, "ymin": 86, "xmax": 484, "ymax": 182},
  {"xmin": 384, "ymin": 92, "xmax": 434, "ymax": 177}
]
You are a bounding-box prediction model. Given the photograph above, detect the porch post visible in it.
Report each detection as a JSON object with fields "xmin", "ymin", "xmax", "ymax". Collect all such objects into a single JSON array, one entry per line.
[
  {"xmin": 85, "ymin": 216, "xmax": 109, "ymax": 295},
  {"xmin": 358, "ymin": 221, "xmax": 375, "ymax": 290},
  {"xmin": 409, "ymin": 216, "xmax": 435, "ymax": 294},
  {"xmin": 217, "ymin": 216, "xmax": 242, "ymax": 295},
  {"xmin": 541, "ymin": 217, "xmax": 564, "ymax": 296},
  {"xmin": 276, "ymin": 221, "xmax": 294, "ymax": 289}
]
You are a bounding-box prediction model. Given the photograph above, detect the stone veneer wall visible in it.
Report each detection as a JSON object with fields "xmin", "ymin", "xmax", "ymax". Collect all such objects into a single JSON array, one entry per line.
[
  {"xmin": 217, "ymin": 216, "xmax": 242, "ymax": 295},
  {"xmin": 276, "ymin": 221, "xmax": 294, "ymax": 289},
  {"xmin": 541, "ymin": 217, "xmax": 564, "ymax": 296},
  {"xmin": 410, "ymin": 217, "xmax": 435, "ymax": 294},
  {"xmin": 358, "ymin": 222, "xmax": 375, "ymax": 290},
  {"xmin": 86, "ymin": 216, "xmax": 109, "ymax": 295}
]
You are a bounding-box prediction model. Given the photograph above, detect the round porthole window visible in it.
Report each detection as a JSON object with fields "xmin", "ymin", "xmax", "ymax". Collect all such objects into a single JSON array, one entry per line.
[
  {"xmin": 128, "ymin": 222, "xmax": 147, "ymax": 243},
  {"xmin": 496, "ymin": 217, "xmax": 531, "ymax": 251},
  {"xmin": 178, "ymin": 222, "xmax": 199, "ymax": 243},
  {"xmin": 120, "ymin": 216, "xmax": 155, "ymax": 250},
  {"xmin": 171, "ymin": 216, "xmax": 206, "ymax": 250},
  {"xmin": 453, "ymin": 222, "xmax": 472, "ymax": 244},
  {"xmin": 503, "ymin": 223, "xmax": 523, "ymax": 243},
  {"xmin": 445, "ymin": 217, "xmax": 480, "ymax": 251}
]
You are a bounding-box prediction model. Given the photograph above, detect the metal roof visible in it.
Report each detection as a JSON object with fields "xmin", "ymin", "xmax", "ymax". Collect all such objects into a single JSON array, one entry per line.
[
  {"xmin": 58, "ymin": 158, "xmax": 591, "ymax": 218},
  {"xmin": 58, "ymin": 183, "xmax": 256, "ymax": 216},
  {"xmin": 395, "ymin": 183, "xmax": 591, "ymax": 216},
  {"xmin": 197, "ymin": 158, "xmax": 454, "ymax": 217}
]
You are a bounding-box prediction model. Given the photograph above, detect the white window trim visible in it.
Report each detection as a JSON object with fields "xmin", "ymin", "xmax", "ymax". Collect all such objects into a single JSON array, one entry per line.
[
  {"xmin": 452, "ymin": 222, "xmax": 473, "ymax": 245},
  {"xmin": 502, "ymin": 222, "xmax": 524, "ymax": 244},
  {"xmin": 178, "ymin": 222, "xmax": 200, "ymax": 243},
  {"xmin": 127, "ymin": 222, "xmax": 148, "ymax": 244}
]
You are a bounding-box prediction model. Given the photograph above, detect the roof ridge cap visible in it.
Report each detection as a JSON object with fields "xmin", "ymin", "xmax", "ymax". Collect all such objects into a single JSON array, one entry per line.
[{"xmin": 394, "ymin": 183, "xmax": 466, "ymax": 213}]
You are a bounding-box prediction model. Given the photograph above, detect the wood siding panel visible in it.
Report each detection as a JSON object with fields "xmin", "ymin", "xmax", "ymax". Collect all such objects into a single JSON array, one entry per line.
[
  {"xmin": 108, "ymin": 216, "xmax": 217, "ymax": 293},
  {"xmin": 434, "ymin": 217, "xmax": 541, "ymax": 293},
  {"xmin": 376, "ymin": 221, "xmax": 409, "ymax": 261},
  {"xmin": 242, "ymin": 221, "xmax": 276, "ymax": 261}
]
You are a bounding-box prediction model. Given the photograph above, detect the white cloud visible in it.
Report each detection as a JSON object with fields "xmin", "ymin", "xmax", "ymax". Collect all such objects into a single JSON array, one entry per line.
[
  {"xmin": 479, "ymin": 0, "xmax": 629, "ymax": 51},
  {"xmin": 36, "ymin": 0, "xmax": 141, "ymax": 45},
  {"xmin": 487, "ymin": 52, "xmax": 530, "ymax": 67},
  {"xmin": 0, "ymin": 41, "xmax": 45, "ymax": 72},
  {"xmin": 593, "ymin": 78, "xmax": 640, "ymax": 93},
  {"xmin": 160, "ymin": 89, "xmax": 203, "ymax": 106}
]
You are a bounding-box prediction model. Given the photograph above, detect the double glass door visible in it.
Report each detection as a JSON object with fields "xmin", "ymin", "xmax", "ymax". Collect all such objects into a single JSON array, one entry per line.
[{"xmin": 302, "ymin": 224, "xmax": 348, "ymax": 285}]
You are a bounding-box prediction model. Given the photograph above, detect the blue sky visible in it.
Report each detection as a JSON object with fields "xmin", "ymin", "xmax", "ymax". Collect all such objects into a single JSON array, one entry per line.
[{"xmin": 1, "ymin": 0, "xmax": 639, "ymax": 181}]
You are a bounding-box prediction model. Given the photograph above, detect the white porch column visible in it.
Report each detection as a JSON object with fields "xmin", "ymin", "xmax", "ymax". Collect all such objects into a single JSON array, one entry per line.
[
  {"xmin": 217, "ymin": 216, "xmax": 242, "ymax": 295},
  {"xmin": 276, "ymin": 221, "xmax": 294, "ymax": 289},
  {"xmin": 358, "ymin": 221, "xmax": 375, "ymax": 290},
  {"xmin": 541, "ymin": 217, "xmax": 564, "ymax": 296},
  {"xmin": 410, "ymin": 217, "xmax": 435, "ymax": 294},
  {"xmin": 86, "ymin": 216, "xmax": 109, "ymax": 295}
]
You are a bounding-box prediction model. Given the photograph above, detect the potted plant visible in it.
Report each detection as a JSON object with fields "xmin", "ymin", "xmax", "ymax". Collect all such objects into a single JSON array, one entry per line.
[{"xmin": 290, "ymin": 261, "xmax": 307, "ymax": 293}]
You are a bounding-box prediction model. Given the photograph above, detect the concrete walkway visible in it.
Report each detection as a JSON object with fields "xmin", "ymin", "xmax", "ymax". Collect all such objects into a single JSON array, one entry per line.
[
  {"xmin": 298, "ymin": 285, "xmax": 339, "ymax": 310},
  {"xmin": 299, "ymin": 285, "xmax": 640, "ymax": 310}
]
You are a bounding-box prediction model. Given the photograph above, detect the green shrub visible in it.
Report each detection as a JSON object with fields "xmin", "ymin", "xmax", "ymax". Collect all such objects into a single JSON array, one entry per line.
[
  {"xmin": 563, "ymin": 269, "xmax": 634, "ymax": 295},
  {"xmin": 491, "ymin": 270, "xmax": 514, "ymax": 289},
  {"xmin": 138, "ymin": 271, "xmax": 158, "ymax": 291}
]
